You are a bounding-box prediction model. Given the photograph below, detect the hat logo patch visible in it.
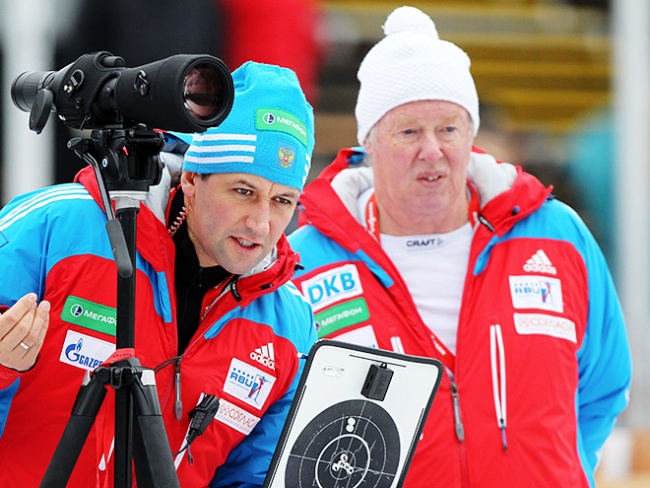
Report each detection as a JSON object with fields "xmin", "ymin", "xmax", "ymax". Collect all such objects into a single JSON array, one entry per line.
[
  {"xmin": 256, "ymin": 107, "xmax": 308, "ymax": 147},
  {"xmin": 278, "ymin": 146, "xmax": 295, "ymax": 169}
]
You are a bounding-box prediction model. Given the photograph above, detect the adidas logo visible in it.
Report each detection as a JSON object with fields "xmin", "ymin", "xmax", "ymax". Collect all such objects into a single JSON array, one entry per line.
[
  {"xmin": 523, "ymin": 249, "xmax": 557, "ymax": 275},
  {"xmin": 250, "ymin": 342, "xmax": 275, "ymax": 370}
]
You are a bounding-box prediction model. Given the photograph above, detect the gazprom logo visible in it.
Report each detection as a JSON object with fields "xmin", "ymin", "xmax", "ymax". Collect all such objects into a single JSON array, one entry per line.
[
  {"xmin": 262, "ymin": 112, "xmax": 275, "ymax": 124},
  {"xmin": 59, "ymin": 330, "xmax": 115, "ymax": 372},
  {"xmin": 64, "ymin": 338, "xmax": 103, "ymax": 370},
  {"xmin": 300, "ymin": 264, "xmax": 363, "ymax": 312}
]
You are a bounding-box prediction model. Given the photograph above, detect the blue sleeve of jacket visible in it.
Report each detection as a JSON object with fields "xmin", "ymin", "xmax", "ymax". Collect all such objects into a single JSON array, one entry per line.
[
  {"xmin": 209, "ymin": 288, "xmax": 317, "ymax": 488},
  {"xmin": 0, "ymin": 184, "xmax": 105, "ymax": 424},
  {"xmin": 0, "ymin": 183, "xmax": 102, "ymax": 308},
  {"xmin": 0, "ymin": 380, "xmax": 20, "ymax": 438},
  {"xmin": 569, "ymin": 205, "xmax": 631, "ymax": 482},
  {"xmin": 0, "ymin": 189, "xmax": 53, "ymax": 307},
  {"xmin": 209, "ymin": 373, "xmax": 301, "ymax": 488},
  {"xmin": 0, "ymin": 189, "xmax": 54, "ymax": 429}
]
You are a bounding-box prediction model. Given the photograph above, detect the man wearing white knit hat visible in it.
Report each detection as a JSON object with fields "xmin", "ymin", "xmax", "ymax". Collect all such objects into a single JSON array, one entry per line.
[{"xmin": 289, "ymin": 6, "xmax": 630, "ymax": 487}]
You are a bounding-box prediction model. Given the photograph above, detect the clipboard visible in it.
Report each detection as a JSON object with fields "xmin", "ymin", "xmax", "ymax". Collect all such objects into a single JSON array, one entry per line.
[{"xmin": 263, "ymin": 339, "xmax": 443, "ymax": 488}]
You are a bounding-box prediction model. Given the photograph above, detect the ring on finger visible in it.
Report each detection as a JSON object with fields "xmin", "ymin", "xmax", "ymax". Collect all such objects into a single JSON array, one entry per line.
[{"xmin": 19, "ymin": 341, "xmax": 30, "ymax": 351}]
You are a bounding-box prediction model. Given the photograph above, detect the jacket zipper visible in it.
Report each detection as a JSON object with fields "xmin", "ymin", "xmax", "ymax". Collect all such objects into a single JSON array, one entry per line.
[
  {"xmin": 451, "ymin": 379, "xmax": 471, "ymax": 488},
  {"xmin": 172, "ymin": 276, "xmax": 242, "ymax": 422},
  {"xmin": 451, "ymin": 381, "xmax": 465, "ymax": 442},
  {"xmin": 174, "ymin": 358, "xmax": 183, "ymax": 420},
  {"xmin": 201, "ymin": 275, "xmax": 241, "ymax": 322},
  {"xmin": 172, "ymin": 277, "xmax": 240, "ymax": 422},
  {"xmin": 490, "ymin": 323, "xmax": 508, "ymax": 450}
]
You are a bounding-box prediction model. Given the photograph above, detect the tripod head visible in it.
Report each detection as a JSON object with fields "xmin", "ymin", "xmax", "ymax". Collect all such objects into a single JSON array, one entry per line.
[
  {"xmin": 69, "ymin": 127, "xmax": 164, "ymax": 195},
  {"xmin": 67, "ymin": 127, "xmax": 167, "ymax": 280}
]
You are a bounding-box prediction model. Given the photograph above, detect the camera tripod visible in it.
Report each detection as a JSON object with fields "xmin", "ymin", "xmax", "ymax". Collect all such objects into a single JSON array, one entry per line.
[{"xmin": 40, "ymin": 129, "xmax": 180, "ymax": 488}]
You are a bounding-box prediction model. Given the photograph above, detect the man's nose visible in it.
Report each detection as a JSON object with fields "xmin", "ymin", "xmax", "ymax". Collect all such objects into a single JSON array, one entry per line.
[
  {"xmin": 245, "ymin": 201, "xmax": 271, "ymax": 236},
  {"xmin": 419, "ymin": 132, "xmax": 444, "ymax": 160}
]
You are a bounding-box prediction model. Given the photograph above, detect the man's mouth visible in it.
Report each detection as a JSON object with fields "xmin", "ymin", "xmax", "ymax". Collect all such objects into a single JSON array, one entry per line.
[
  {"xmin": 423, "ymin": 175, "xmax": 442, "ymax": 181},
  {"xmin": 236, "ymin": 238, "xmax": 257, "ymax": 248}
]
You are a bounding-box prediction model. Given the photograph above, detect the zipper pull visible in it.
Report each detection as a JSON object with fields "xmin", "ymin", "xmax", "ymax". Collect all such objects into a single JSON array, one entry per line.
[
  {"xmin": 174, "ymin": 359, "xmax": 183, "ymax": 420},
  {"xmin": 500, "ymin": 420, "xmax": 509, "ymax": 451},
  {"xmin": 451, "ymin": 381, "xmax": 465, "ymax": 442}
]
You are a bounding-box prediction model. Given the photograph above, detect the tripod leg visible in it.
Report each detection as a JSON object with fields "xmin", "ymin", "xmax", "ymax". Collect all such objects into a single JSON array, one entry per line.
[
  {"xmin": 40, "ymin": 371, "xmax": 108, "ymax": 487},
  {"xmin": 131, "ymin": 369, "xmax": 180, "ymax": 488}
]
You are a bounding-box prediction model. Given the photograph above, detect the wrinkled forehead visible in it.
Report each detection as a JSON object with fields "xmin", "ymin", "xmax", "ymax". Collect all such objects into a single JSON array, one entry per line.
[
  {"xmin": 387, "ymin": 100, "xmax": 471, "ymax": 121},
  {"xmin": 198, "ymin": 171, "xmax": 300, "ymax": 198}
]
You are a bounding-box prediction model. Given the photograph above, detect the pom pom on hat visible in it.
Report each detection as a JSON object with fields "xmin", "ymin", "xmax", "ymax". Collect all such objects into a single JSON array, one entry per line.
[
  {"xmin": 183, "ymin": 61, "xmax": 315, "ymax": 192},
  {"xmin": 382, "ymin": 5, "xmax": 438, "ymax": 37},
  {"xmin": 355, "ymin": 6, "xmax": 480, "ymax": 145}
]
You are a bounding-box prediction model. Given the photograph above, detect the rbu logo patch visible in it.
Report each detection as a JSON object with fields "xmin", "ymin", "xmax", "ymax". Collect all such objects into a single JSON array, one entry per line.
[
  {"xmin": 223, "ymin": 358, "xmax": 276, "ymax": 411},
  {"xmin": 508, "ymin": 275, "xmax": 563, "ymax": 313},
  {"xmin": 301, "ymin": 264, "xmax": 363, "ymax": 312}
]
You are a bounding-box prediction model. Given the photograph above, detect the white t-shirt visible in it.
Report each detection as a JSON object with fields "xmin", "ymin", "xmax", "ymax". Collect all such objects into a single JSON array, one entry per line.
[{"xmin": 380, "ymin": 224, "xmax": 472, "ymax": 354}]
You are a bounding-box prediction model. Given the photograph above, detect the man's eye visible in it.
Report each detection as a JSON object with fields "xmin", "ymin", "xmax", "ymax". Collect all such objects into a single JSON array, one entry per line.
[
  {"xmin": 274, "ymin": 197, "xmax": 294, "ymax": 206},
  {"xmin": 236, "ymin": 188, "xmax": 253, "ymax": 195}
]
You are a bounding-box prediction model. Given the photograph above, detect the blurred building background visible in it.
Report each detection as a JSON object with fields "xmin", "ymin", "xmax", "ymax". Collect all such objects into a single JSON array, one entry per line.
[{"xmin": 1, "ymin": 0, "xmax": 648, "ymax": 484}]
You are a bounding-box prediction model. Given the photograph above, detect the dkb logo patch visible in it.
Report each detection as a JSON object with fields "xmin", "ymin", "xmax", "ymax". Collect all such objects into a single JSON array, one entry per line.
[{"xmin": 300, "ymin": 264, "xmax": 363, "ymax": 312}]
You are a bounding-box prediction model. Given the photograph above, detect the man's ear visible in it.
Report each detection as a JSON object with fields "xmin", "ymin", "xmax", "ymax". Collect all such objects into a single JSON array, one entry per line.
[{"xmin": 180, "ymin": 171, "xmax": 198, "ymax": 198}]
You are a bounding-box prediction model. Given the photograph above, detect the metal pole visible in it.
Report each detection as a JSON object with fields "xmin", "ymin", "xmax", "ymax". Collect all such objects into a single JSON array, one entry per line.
[{"xmin": 612, "ymin": 0, "xmax": 650, "ymax": 428}]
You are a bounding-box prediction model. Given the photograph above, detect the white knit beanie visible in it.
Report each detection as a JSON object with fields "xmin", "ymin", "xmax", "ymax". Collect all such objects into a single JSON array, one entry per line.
[{"xmin": 355, "ymin": 6, "xmax": 480, "ymax": 145}]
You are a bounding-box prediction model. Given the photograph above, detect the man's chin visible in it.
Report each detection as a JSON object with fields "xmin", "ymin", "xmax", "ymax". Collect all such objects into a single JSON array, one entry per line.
[{"xmin": 221, "ymin": 254, "xmax": 264, "ymax": 275}]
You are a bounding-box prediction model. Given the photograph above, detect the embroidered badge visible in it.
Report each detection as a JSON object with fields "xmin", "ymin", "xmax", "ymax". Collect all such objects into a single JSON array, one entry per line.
[
  {"xmin": 300, "ymin": 264, "xmax": 364, "ymax": 313},
  {"xmin": 60, "ymin": 330, "xmax": 115, "ymax": 371},
  {"xmin": 509, "ymin": 275, "xmax": 563, "ymax": 313},
  {"xmin": 223, "ymin": 358, "xmax": 276, "ymax": 410},
  {"xmin": 513, "ymin": 313, "xmax": 576, "ymax": 343}
]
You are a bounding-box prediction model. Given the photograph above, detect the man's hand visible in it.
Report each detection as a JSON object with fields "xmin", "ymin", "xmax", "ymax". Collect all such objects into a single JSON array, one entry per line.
[{"xmin": 0, "ymin": 293, "xmax": 50, "ymax": 371}]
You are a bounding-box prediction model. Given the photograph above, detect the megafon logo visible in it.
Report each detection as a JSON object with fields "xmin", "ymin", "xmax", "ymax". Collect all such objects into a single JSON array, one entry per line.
[
  {"xmin": 70, "ymin": 303, "xmax": 84, "ymax": 317},
  {"xmin": 262, "ymin": 112, "xmax": 275, "ymax": 124}
]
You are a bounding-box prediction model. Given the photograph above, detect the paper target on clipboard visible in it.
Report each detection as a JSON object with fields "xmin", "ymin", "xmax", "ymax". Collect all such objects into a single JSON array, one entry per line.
[{"xmin": 263, "ymin": 339, "xmax": 443, "ymax": 488}]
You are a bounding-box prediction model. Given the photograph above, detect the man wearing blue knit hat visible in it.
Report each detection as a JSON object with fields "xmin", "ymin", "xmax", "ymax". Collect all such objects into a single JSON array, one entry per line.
[
  {"xmin": 0, "ymin": 61, "xmax": 317, "ymax": 488},
  {"xmin": 183, "ymin": 61, "xmax": 313, "ymax": 191},
  {"xmin": 177, "ymin": 61, "xmax": 314, "ymax": 276}
]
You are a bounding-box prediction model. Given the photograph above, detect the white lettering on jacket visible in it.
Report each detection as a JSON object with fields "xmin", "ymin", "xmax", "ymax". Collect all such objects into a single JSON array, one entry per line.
[
  {"xmin": 300, "ymin": 264, "xmax": 363, "ymax": 312},
  {"xmin": 513, "ymin": 313, "xmax": 577, "ymax": 343},
  {"xmin": 215, "ymin": 399, "xmax": 261, "ymax": 435}
]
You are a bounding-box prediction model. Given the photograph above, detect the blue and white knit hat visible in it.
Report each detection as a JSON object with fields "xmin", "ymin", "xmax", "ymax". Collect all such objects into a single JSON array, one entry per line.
[{"xmin": 183, "ymin": 61, "xmax": 315, "ymax": 191}]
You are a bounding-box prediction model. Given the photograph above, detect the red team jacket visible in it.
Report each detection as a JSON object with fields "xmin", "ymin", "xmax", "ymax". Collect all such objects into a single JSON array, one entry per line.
[
  {"xmin": 288, "ymin": 147, "xmax": 631, "ymax": 487},
  {"xmin": 0, "ymin": 165, "xmax": 316, "ymax": 487}
]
